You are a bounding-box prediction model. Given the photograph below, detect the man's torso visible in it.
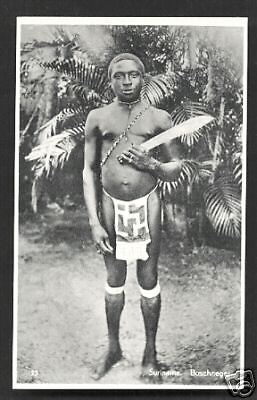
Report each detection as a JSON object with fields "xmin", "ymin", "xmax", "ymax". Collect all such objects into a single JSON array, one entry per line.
[{"xmin": 95, "ymin": 101, "xmax": 165, "ymax": 200}]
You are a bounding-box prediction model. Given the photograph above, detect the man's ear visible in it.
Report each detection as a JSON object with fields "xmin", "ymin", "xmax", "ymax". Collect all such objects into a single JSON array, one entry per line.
[
  {"xmin": 109, "ymin": 80, "xmax": 114, "ymax": 93},
  {"xmin": 141, "ymin": 74, "xmax": 147, "ymax": 88}
]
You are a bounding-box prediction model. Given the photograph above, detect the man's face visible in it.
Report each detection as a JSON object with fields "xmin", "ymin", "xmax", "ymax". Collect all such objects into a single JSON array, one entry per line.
[{"xmin": 110, "ymin": 60, "xmax": 143, "ymax": 102}]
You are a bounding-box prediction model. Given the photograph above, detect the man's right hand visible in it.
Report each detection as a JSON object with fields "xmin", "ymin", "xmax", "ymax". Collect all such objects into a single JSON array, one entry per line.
[{"xmin": 91, "ymin": 224, "xmax": 114, "ymax": 255}]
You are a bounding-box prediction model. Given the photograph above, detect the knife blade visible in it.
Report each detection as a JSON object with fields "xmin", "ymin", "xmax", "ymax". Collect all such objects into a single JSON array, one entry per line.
[{"xmin": 141, "ymin": 115, "xmax": 214, "ymax": 151}]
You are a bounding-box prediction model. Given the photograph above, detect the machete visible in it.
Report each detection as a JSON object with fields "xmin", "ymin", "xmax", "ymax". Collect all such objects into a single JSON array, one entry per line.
[{"xmin": 141, "ymin": 115, "xmax": 214, "ymax": 151}]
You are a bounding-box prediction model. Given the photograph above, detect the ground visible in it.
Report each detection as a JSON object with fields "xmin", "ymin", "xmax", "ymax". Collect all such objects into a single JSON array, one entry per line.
[{"xmin": 16, "ymin": 206, "xmax": 241, "ymax": 387}]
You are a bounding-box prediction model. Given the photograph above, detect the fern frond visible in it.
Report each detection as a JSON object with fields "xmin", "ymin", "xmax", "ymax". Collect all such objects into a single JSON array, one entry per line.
[{"xmin": 203, "ymin": 178, "xmax": 241, "ymax": 238}]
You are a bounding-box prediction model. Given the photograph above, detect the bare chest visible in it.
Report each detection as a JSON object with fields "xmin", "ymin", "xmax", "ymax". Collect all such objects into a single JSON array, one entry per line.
[{"xmin": 98, "ymin": 109, "xmax": 157, "ymax": 142}]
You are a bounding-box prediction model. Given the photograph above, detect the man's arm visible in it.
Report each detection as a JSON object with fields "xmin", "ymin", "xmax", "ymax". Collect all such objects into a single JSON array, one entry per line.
[
  {"xmin": 120, "ymin": 110, "xmax": 182, "ymax": 181},
  {"xmin": 83, "ymin": 110, "xmax": 113, "ymax": 254}
]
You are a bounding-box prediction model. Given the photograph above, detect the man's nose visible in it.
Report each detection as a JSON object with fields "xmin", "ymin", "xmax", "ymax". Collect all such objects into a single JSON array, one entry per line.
[{"xmin": 123, "ymin": 74, "xmax": 132, "ymax": 85}]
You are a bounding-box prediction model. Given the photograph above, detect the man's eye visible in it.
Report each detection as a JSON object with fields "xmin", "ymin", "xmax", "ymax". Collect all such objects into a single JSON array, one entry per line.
[
  {"xmin": 114, "ymin": 74, "xmax": 122, "ymax": 79},
  {"xmin": 131, "ymin": 73, "xmax": 139, "ymax": 78}
]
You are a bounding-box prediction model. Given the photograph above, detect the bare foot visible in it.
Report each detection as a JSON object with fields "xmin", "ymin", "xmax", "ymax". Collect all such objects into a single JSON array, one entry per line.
[
  {"xmin": 91, "ymin": 348, "xmax": 123, "ymax": 380},
  {"xmin": 140, "ymin": 362, "xmax": 163, "ymax": 384},
  {"xmin": 140, "ymin": 351, "xmax": 169, "ymax": 384}
]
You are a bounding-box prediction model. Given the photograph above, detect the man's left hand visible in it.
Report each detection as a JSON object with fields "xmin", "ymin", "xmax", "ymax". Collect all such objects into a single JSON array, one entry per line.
[{"xmin": 119, "ymin": 144, "xmax": 156, "ymax": 171}]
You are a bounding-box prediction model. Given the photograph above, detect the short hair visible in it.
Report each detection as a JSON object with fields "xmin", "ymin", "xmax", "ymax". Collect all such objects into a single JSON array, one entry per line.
[{"xmin": 108, "ymin": 53, "xmax": 145, "ymax": 79}]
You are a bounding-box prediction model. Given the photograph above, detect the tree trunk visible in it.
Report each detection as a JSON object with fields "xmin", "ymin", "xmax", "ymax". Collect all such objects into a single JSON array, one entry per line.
[
  {"xmin": 206, "ymin": 52, "xmax": 214, "ymax": 103},
  {"xmin": 32, "ymin": 46, "xmax": 59, "ymax": 211},
  {"xmin": 188, "ymin": 31, "xmax": 197, "ymax": 69},
  {"xmin": 212, "ymin": 96, "xmax": 225, "ymax": 173}
]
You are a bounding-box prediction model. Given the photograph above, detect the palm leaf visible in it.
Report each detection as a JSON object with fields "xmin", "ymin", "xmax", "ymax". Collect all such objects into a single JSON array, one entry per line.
[
  {"xmin": 232, "ymin": 152, "xmax": 242, "ymax": 186},
  {"xmin": 170, "ymin": 101, "xmax": 216, "ymax": 147},
  {"xmin": 141, "ymin": 73, "xmax": 175, "ymax": 106},
  {"xmin": 159, "ymin": 159, "xmax": 212, "ymax": 194},
  {"xmin": 26, "ymin": 128, "xmax": 82, "ymax": 179},
  {"xmin": 233, "ymin": 163, "xmax": 242, "ymax": 186},
  {"xmin": 42, "ymin": 58, "xmax": 110, "ymax": 99},
  {"xmin": 66, "ymin": 83, "xmax": 106, "ymax": 105},
  {"xmin": 203, "ymin": 177, "xmax": 241, "ymax": 238},
  {"xmin": 31, "ymin": 106, "xmax": 87, "ymax": 144}
]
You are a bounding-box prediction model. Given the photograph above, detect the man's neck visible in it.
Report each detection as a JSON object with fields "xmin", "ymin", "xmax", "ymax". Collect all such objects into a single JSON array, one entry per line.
[{"xmin": 116, "ymin": 97, "xmax": 141, "ymax": 109}]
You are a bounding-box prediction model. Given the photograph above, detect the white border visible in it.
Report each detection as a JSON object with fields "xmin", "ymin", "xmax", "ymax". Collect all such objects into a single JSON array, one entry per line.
[
  {"xmin": 17, "ymin": 16, "xmax": 245, "ymax": 27},
  {"xmin": 240, "ymin": 17, "xmax": 248, "ymax": 377},
  {"xmin": 13, "ymin": 16, "xmax": 248, "ymax": 390},
  {"xmin": 13, "ymin": 17, "xmax": 20, "ymax": 389}
]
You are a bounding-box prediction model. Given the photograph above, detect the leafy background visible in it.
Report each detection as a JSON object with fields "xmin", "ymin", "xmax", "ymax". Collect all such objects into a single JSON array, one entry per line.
[{"xmin": 19, "ymin": 24, "xmax": 244, "ymax": 246}]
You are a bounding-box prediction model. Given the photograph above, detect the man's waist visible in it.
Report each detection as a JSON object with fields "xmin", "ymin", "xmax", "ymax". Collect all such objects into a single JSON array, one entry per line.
[{"xmin": 102, "ymin": 178, "xmax": 158, "ymax": 201}]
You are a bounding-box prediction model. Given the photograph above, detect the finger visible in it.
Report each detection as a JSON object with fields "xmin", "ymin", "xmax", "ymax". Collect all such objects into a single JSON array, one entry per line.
[
  {"xmin": 119, "ymin": 154, "xmax": 134, "ymax": 164},
  {"xmin": 120, "ymin": 151, "xmax": 139, "ymax": 161},
  {"xmin": 128, "ymin": 148, "xmax": 146, "ymax": 157},
  {"xmin": 131, "ymin": 143, "xmax": 147, "ymax": 153},
  {"xmin": 99, "ymin": 240, "xmax": 113, "ymax": 254},
  {"xmin": 121, "ymin": 149, "xmax": 140, "ymax": 157},
  {"xmin": 128, "ymin": 148, "xmax": 142, "ymax": 156},
  {"xmin": 121, "ymin": 155, "xmax": 140, "ymax": 168},
  {"xmin": 121, "ymin": 151, "xmax": 133, "ymax": 158},
  {"xmin": 104, "ymin": 237, "xmax": 114, "ymax": 253}
]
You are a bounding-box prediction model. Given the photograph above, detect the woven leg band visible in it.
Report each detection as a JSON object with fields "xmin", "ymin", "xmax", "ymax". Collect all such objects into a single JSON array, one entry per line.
[
  {"xmin": 139, "ymin": 281, "xmax": 160, "ymax": 298},
  {"xmin": 105, "ymin": 282, "xmax": 125, "ymax": 295}
]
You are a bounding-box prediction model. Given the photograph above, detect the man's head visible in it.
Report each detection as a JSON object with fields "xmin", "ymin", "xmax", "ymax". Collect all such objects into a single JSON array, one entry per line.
[{"xmin": 108, "ymin": 53, "xmax": 145, "ymax": 102}]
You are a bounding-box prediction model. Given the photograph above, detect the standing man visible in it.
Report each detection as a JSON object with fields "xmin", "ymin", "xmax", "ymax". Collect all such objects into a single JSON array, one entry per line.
[{"xmin": 83, "ymin": 53, "xmax": 181, "ymax": 382}]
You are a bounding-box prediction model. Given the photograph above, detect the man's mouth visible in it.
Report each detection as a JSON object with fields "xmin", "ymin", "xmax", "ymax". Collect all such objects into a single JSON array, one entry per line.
[{"xmin": 123, "ymin": 89, "xmax": 133, "ymax": 94}]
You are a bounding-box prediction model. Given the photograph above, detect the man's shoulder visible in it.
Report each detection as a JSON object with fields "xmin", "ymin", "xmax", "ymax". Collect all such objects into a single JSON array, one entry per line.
[
  {"xmin": 149, "ymin": 106, "xmax": 172, "ymax": 129},
  {"xmin": 88, "ymin": 103, "xmax": 114, "ymax": 120},
  {"xmin": 150, "ymin": 105, "xmax": 170, "ymax": 119}
]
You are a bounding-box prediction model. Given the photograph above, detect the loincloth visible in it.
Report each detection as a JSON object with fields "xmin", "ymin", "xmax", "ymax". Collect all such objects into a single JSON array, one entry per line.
[{"xmin": 102, "ymin": 185, "xmax": 158, "ymax": 261}]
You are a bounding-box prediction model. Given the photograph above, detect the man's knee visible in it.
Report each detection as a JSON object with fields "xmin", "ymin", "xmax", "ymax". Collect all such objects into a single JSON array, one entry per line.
[
  {"xmin": 105, "ymin": 257, "xmax": 127, "ymax": 287},
  {"xmin": 107, "ymin": 269, "xmax": 126, "ymax": 287},
  {"xmin": 137, "ymin": 264, "xmax": 158, "ymax": 291},
  {"xmin": 136, "ymin": 258, "xmax": 160, "ymax": 299}
]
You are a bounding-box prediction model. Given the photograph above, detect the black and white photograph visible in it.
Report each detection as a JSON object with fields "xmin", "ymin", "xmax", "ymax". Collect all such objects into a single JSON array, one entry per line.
[{"xmin": 13, "ymin": 17, "xmax": 247, "ymax": 390}]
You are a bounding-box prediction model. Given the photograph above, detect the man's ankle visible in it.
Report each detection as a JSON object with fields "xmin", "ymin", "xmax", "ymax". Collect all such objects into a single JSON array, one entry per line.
[
  {"xmin": 143, "ymin": 345, "xmax": 157, "ymax": 365},
  {"xmin": 108, "ymin": 341, "xmax": 121, "ymax": 354}
]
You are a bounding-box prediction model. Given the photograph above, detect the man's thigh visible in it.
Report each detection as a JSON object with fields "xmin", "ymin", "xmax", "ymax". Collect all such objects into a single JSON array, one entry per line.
[
  {"xmin": 101, "ymin": 193, "xmax": 127, "ymax": 286},
  {"xmin": 137, "ymin": 190, "xmax": 162, "ymax": 290}
]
